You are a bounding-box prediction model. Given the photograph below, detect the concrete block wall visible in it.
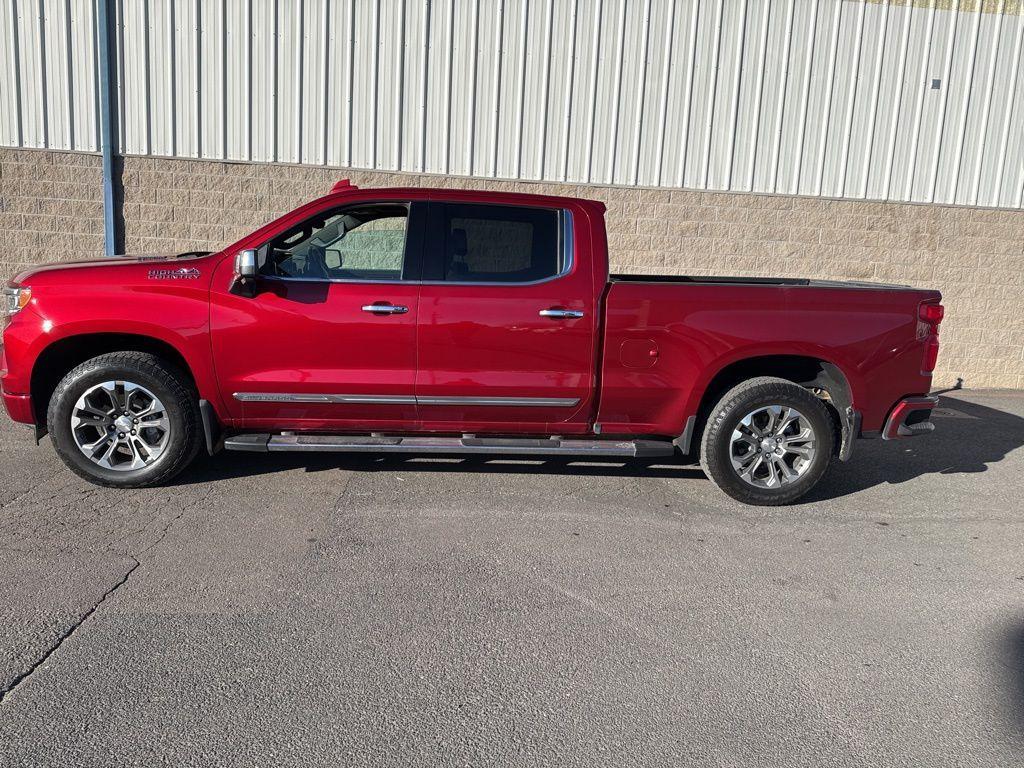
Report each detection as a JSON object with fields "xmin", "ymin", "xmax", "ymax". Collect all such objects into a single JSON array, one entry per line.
[
  {"xmin": 2, "ymin": 147, "xmax": 1023, "ymax": 389},
  {"xmin": 0, "ymin": 148, "xmax": 105, "ymax": 277}
]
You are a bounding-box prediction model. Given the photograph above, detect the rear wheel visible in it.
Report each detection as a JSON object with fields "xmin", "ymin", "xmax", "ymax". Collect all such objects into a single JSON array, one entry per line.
[
  {"xmin": 47, "ymin": 352, "xmax": 202, "ymax": 487},
  {"xmin": 700, "ymin": 376, "xmax": 835, "ymax": 506}
]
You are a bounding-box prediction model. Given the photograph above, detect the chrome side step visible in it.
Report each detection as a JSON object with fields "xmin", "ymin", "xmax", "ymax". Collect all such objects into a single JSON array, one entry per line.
[{"xmin": 224, "ymin": 433, "xmax": 675, "ymax": 458}]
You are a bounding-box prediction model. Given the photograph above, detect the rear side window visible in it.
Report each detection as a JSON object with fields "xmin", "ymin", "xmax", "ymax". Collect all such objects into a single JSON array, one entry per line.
[{"xmin": 434, "ymin": 203, "xmax": 564, "ymax": 283}]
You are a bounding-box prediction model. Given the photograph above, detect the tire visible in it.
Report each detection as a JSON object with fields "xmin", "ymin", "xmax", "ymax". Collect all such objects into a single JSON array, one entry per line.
[
  {"xmin": 47, "ymin": 352, "xmax": 202, "ymax": 488},
  {"xmin": 699, "ymin": 376, "xmax": 835, "ymax": 506}
]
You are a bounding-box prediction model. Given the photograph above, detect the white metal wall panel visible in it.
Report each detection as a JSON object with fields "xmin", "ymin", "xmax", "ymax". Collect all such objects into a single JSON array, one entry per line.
[
  {"xmin": 0, "ymin": 2, "xmax": 19, "ymax": 147},
  {"xmin": 13, "ymin": 0, "xmax": 48, "ymax": 149},
  {"xmin": 866, "ymin": 0, "xmax": 912, "ymax": 200},
  {"xmin": 242, "ymin": 0, "xmax": 264, "ymax": 162},
  {"xmin": 2, "ymin": 0, "xmax": 1023, "ymax": 209},
  {"xmin": 774, "ymin": 0, "xmax": 816, "ymax": 197},
  {"xmin": 148, "ymin": 0, "xmax": 173, "ymax": 156},
  {"xmin": 70, "ymin": 0, "xmax": 98, "ymax": 151},
  {"xmin": 196, "ymin": 0, "xmax": 223, "ymax": 159},
  {"xmin": 117, "ymin": 0, "xmax": 146, "ymax": 154},
  {"xmin": 171, "ymin": 0, "xmax": 196, "ymax": 158},
  {"xmin": 1001, "ymin": 9, "xmax": 1024, "ymax": 206},
  {"xmin": 40, "ymin": 0, "xmax": 67, "ymax": 148},
  {"xmin": 1008, "ymin": 18, "xmax": 1024, "ymax": 208}
]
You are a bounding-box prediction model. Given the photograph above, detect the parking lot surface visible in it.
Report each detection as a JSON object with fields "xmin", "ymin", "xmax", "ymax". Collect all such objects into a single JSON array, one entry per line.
[{"xmin": 0, "ymin": 390, "xmax": 1022, "ymax": 767}]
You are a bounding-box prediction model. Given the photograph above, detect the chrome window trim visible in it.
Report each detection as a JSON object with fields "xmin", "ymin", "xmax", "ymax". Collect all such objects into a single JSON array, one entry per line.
[
  {"xmin": 252, "ymin": 208, "xmax": 575, "ymax": 289},
  {"xmin": 233, "ymin": 393, "xmax": 580, "ymax": 407},
  {"xmin": 257, "ymin": 274, "xmax": 411, "ymax": 286}
]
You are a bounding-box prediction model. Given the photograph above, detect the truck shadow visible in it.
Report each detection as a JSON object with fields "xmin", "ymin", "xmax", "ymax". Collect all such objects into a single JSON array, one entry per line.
[
  {"xmin": 995, "ymin": 619, "xmax": 1024, "ymax": 746},
  {"xmin": 805, "ymin": 393, "xmax": 1024, "ymax": 502},
  {"xmin": 181, "ymin": 394, "xmax": 1023, "ymax": 499}
]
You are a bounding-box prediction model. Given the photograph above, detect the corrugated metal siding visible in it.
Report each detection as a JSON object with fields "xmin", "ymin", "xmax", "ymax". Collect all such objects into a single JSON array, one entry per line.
[{"xmin": 2, "ymin": 0, "xmax": 1023, "ymax": 208}]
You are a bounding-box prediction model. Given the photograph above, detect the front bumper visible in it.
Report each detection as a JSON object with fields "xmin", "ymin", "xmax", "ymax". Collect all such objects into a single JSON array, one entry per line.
[
  {"xmin": 2, "ymin": 318, "xmax": 36, "ymax": 426},
  {"xmin": 2, "ymin": 390, "xmax": 34, "ymax": 425},
  {"xmin": 882, "ymin": 396, "xmax": 938, "ymax": 440}
]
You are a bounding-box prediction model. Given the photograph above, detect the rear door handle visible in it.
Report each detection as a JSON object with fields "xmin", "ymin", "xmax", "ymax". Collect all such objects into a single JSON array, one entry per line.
[
  {"xmin": 362, "ymin": 304, "xmax": 409, "ymax": 315},
  {"xmin": 539, "ymin": 309, "xmax": 584, "ymax": 319}
]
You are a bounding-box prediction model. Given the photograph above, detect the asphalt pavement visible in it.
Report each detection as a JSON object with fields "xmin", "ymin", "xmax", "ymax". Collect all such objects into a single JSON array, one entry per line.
[{"xmin": 0, "ymin": 390, "xmax": 1022, "ymax": 767}]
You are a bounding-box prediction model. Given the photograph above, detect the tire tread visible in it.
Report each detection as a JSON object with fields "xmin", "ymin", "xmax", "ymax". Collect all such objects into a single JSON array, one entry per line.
[
  {"xmin": 46, "ymin": 351, "xmax": 201, "ymax": 488},
  {"xmin": 699, "ymin": 376, "xmax": 835, "ymax": 506}
]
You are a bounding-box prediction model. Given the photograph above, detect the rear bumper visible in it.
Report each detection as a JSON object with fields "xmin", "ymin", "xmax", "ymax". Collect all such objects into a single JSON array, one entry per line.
[{"xmin": 882, "ymin": 396, "xmax": 938, "ymax": 440}]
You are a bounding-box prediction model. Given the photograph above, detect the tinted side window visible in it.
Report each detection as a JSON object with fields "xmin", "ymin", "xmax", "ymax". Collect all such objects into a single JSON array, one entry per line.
[
  {"xmin": 261, "ymin": 204, "xmax": 409, "ymax": 281},
  {"xmin": 438, "ymin": 204, "xmax": 562, "ymax": 283}
]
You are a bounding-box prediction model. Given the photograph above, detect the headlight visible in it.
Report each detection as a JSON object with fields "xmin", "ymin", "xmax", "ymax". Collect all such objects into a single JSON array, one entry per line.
[{"xmin": 3, "ymin": 286, "xmax": 31, "ymax": 317}]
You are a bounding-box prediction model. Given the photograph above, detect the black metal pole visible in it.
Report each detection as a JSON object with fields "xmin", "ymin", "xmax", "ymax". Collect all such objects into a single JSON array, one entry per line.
[{"xmin": 96, "ymin": 0, "xmax": 118, "ymax": 256}]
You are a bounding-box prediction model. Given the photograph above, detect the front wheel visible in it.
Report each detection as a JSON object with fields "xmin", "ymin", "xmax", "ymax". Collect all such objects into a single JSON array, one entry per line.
[
  {"xmin": 47, "ymin": 352, "xmax": 202, "ymax": 488},
  {"xmin": 700, "ymin": 376, "xmax": 835, "ymax": 506}
]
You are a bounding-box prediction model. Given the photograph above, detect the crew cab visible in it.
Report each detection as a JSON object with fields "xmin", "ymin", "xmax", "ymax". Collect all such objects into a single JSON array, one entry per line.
[{"xmin": 1, "ymin": 181, "xmax": 943, "ymax": 505}]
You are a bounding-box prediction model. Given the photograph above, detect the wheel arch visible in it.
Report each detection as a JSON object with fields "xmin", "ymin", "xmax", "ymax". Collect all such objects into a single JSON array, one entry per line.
[
  {"xmin": 685, "ymin": 354, "xmax": 856, "ymax": 458},
  {"xmin": 30, "ymin": 333, "xmax": 198, "ymax": 427}
]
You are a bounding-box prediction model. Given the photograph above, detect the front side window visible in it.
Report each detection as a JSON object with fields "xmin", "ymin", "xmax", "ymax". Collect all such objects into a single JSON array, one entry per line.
[
  {"xmin": 261, "ymin": 203, "xmax": 409, "ymax": 281},
  {"xmin": 435, "ymin": 203, "xmax": 564, "ymax": 283}
]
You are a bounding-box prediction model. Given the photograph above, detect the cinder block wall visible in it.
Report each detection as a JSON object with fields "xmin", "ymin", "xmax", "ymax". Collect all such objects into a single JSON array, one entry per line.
[
  {"xmin": 3, "ymin": 147, "xmax": 1023, "ymax": 389},
  {"xmin": 0, "ymin": 149, "xmax": 105, "ymax": 273}
]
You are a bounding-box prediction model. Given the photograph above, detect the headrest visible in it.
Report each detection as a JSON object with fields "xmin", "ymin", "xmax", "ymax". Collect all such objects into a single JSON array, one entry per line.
[{"xmin": 450, "ymin": 228, "xmax": 468, "ymax": 258}]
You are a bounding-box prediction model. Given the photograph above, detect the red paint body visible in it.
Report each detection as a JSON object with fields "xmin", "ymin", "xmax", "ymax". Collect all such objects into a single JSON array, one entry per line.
[{"xmin": 1, "ymin": 185, "xmax": 941, "ymax": 443}]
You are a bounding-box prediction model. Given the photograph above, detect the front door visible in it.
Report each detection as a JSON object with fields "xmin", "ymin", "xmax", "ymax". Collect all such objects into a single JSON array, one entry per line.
[
  {"xmin": 415, "ymin": 201, "xmax": 597, "ymax": 434},
  {"xmin": 210, "ymin": 201, "xmax": 424, "ymax": 431}
]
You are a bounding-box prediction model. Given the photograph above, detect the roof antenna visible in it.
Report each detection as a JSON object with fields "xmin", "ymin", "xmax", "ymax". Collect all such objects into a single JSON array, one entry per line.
[{"xmin": 331, "ymin": 179, "xmax": 359, "ymax": 193}]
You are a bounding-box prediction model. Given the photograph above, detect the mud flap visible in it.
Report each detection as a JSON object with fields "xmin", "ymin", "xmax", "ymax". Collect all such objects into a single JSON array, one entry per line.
[
  {"xmin": 839, "ymin": 407, "xmax": 861, "ymax": 462},
  {"xmin": 199, "ymin": 399, "xmax": 221, "ymax": 456}
]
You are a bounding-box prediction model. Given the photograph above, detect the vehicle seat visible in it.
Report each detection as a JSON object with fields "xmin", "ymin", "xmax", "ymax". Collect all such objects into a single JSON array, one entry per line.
[
  {"xmin": 279, "ymin": 245, "xmax": 330, "ymax": 279},
  {"xmin": 448, "ymin": 228, "xmax": 469, "ymax": 277}
]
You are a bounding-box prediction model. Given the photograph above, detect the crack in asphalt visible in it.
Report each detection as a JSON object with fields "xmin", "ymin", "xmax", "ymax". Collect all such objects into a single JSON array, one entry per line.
[
  {"xmin": 0, "ymin": 555, "xmax": 139, "ymax": 706},
  {"xmin": 0, "ymin": 495, "xmax": 199, "ymax": 706}
]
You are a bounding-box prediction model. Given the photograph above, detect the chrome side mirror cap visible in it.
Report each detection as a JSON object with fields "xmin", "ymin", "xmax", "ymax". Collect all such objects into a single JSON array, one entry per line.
[
  {"xmin": 231, "ymin": 249, "xmax": 258, "ymax": 297},
  {"xmin": 234, "ymin": 249, "xmax": 257, "ymax": 279}
]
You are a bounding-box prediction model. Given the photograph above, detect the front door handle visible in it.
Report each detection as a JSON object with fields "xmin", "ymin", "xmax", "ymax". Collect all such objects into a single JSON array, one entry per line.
[
  {"xmin": 362, "ymin": 303, "xmax": 409, "ymax": 315},
  {"xmin": 539, "ymin": 308, "xmax": 584, "ymax": 319}
]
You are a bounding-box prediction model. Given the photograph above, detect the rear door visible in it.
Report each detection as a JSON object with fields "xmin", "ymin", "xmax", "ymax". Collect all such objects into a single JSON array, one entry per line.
[{"xmin": 414, "ymin": 201, "xmax": 597, "ymax": 434}]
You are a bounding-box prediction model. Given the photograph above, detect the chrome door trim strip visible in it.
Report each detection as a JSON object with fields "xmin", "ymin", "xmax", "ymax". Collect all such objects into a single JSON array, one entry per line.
[
  {"xmin": 233, "ymin": 393, "xmax": 417, "ymax": 405},
  {"xmin": 233, "ymin": 393, "xmax": 580, "ymax": 407},
  {"xmin": 416, "ymin": 396, "xmax": 580, "ymax": 407}
]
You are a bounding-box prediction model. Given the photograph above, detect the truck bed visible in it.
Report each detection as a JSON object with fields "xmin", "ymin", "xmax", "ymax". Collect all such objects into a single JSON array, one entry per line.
[{"xmin": 597, "ymin": 276, "xmax": 940, "ymax": 438}]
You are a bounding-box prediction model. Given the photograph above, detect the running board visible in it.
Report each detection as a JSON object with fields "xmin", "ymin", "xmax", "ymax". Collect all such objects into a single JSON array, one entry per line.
[{"xmin": 224, "ymin": 433, "xmax": 675, "ymax": 458}]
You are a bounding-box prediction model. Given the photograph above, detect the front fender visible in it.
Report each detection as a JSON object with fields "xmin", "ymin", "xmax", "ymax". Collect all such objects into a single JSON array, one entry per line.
[{"xmin": 8, "ymin": 285, "xmax": 224, "ymax": 422}]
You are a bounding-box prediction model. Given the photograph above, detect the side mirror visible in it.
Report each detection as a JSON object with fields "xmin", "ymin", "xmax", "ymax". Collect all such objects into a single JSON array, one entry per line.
[
  {"xmin": 235, "ymin": 249, "xmax": 257, "ymax": 279},
  {"xmin": 231, "ymin": 249, "xmax": 258, "ymax": 297}
]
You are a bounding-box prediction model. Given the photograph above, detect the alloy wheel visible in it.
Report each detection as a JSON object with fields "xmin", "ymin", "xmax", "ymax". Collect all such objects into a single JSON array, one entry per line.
[
  {"xmin": 729, "ymin": 405, "xmax": 817, "ymax": 489},
  {"xmin": 70, "ymin": 380, "xmax": 172, "ymax": 471}
]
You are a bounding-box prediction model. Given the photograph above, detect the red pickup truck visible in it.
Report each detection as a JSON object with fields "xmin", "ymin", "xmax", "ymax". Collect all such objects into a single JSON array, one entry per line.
[{"xmin": 1, "ymin": 181, "xmax": 943, "ymax": 505}]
